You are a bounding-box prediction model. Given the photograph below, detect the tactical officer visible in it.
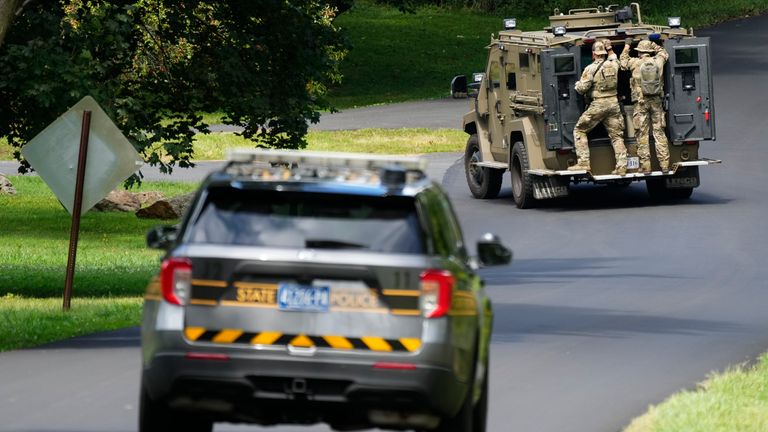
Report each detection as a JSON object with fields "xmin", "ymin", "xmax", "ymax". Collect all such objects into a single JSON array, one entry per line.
[
  {"xmin": 620, "ymin": 39, "xmax": 671, "ymax": 172},
  {"xmin": 569, "ymin": 41, "xmax": 628, "ymax": 175}
]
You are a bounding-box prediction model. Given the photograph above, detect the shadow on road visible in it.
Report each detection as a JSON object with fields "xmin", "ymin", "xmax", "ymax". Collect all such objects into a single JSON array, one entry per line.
[
  {"xmin": 26, "ymin": 327, "xmax": 140, "ymax": 351},
  {"xmin": 479, "ymin": 257, "xmax": 691, "ymax": 287},
  {"xmin": 491, "ymin": 302, "xmax": 742, "ymax": 342}
]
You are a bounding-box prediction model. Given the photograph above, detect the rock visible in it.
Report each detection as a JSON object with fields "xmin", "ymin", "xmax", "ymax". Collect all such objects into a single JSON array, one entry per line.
[
  {"xmin": 136, "ymin": 192, "xmax": 195, "ymax": 220},
  {"xmin": 94, "ymin": 190, "xmax": 165, "ymax": 212},
  {"xmin": 0, "ymin": 174, "xmax": 17, "ymax": 195},
  {"xmin": 136, "ymin": 191, "xmax": 165, "ymax": 207}
]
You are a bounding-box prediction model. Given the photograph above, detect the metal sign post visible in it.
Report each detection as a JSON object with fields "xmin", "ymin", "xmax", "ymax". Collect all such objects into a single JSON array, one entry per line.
[{"xmin": 62, "ymin": 111, "xmax": 92, "ymax": 311}]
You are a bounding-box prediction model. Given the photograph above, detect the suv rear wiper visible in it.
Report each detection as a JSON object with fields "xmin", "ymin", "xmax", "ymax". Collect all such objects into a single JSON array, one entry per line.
[{"xmin": 305, "ymin": 239, "xmax": 367, "ymax": 249}]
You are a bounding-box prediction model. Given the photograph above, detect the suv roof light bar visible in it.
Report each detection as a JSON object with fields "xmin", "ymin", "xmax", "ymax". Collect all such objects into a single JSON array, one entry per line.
[{"xmin": 227, "ymin": 149, "xmax": 428, "ymax": 172}]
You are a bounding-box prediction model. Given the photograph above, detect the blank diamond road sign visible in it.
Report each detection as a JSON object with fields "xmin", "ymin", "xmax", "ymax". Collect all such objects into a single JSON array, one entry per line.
[{"xmin": 21, "ymin": 96, "xmax": 144, "ymax": 215}]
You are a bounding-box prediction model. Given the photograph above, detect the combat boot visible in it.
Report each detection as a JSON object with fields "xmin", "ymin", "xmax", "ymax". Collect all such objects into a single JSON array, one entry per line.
[
  {"xmin": 611, "ymin": 166, "xmax": 627, "ymax": 176},
  {"xmin": 638, "ymin": 161, "xmax": 652, "ymax": 174},
  {"xmin": 567, "ymin": 161, "xmax": 590, "ymax": 171},
  {"xmin": 660, "ymin": 163, "xmax": 670, "ymax": 172}
]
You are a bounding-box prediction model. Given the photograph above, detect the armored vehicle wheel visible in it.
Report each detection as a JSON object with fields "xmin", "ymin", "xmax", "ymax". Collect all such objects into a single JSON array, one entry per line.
[
  {"xmin": 646, "ymin": 178, "xmax": 694, "ymax": 200},
  {"xmin": 511, "ymin": 142, "xmax": 536, "ymax": 209},
  {"xmin": 465, "ymin": 135, "xmax": 503, "ymax": 199}
]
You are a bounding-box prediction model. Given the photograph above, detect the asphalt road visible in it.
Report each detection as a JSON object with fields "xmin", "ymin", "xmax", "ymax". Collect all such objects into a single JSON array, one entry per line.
[{"xmin": 2, "ymin": 13, "xmax": 768, "ymax": 432}]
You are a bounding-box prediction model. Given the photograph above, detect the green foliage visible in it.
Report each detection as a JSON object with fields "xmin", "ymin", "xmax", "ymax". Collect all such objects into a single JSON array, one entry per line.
[{"xmin": 0, "ymin": 1, "xmax": 347, "ymax": 177}]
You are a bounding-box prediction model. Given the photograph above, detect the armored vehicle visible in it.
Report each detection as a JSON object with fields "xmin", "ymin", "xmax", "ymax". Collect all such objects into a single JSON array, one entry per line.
[
  {"xmin": 140, "ymin": 149, "xmax": 512, "ymax": 432},
  {"xmin": 451, "ymin": 4, "xmax": 720, "ymax": 208}
]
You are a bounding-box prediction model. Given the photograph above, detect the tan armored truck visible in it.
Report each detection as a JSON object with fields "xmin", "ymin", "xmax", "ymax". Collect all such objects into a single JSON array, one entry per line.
[{"xmin": 451, "ymin": 4, "xmax": 720, "ymax": 208}]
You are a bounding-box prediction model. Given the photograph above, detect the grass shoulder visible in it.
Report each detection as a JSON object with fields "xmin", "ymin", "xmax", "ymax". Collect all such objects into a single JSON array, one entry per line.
[
  {"xmin": 0, "ymin": 177, "xmax": 196, "ymax": 352},
  {"xmin": 624, "ymin": 353, "xmax": 768, "ymax": 432},
  {"xmin": 1, "ymin": 129, "xmax": 465, "ymax": 162},
  {"xmin": 0, "ymin": 296, "xmax": 143, "ymax": 352},
  {"xmin": 193, "ymin": 128, "xmax": 466, "ymax": 160}
]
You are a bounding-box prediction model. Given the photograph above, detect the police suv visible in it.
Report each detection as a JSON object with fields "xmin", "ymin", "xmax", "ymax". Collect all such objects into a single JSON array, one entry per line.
[{"xmin": 140, "ymin": 150, "xmax": 511, "ymax": 432}]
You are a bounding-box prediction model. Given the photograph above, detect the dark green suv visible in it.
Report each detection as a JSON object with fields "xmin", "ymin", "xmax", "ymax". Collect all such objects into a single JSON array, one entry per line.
[{"xmin": 140, "ymin": 150, "xmax": 511, "ymax": 432}]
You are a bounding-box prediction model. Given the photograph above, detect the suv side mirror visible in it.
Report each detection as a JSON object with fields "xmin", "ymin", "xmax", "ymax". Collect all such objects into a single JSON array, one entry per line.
[
  {"xmin": 451, "ymin": 75, "xmax": 468, "ymax": 98},
  {"xmin": 147, "ymin": 225, "xmax": 179, "ymax": 250},
  {"xmin": 476, "ymin": 233, "xmax": 512, "ymax": 267}
]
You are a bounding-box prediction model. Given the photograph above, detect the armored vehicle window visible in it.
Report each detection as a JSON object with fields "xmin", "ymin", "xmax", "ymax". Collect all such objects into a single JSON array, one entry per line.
[
  {"xmin": 554, "ymin": 56, "xmax": 575, "ymax": 74},
  {"xmin": 675, "ymin": 48, "xmax": 699, "ymax": 65},
  {"xmin": 188, "ymin": 187, "xmax": 425, "ymax": 254},
  {"xmin": 506, "ymin": 63, "xmax": 517, "ymax": 90},
  {"xmin": 519, "ymin": 53, "xmax": 530, "ymax": 69},
  {"xmin": 489, "ymin": 61, "xmax": 501, "ymax": 88}
]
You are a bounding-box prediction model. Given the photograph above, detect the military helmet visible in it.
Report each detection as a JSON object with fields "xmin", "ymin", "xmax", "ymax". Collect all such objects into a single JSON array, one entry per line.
[
  {"xmin": 635, "ymin": 40, "xmax": 656, "ymax": 53},
  {"xmin": 592, "ymin": 41, "xmax": 607, "ymax": 55}
]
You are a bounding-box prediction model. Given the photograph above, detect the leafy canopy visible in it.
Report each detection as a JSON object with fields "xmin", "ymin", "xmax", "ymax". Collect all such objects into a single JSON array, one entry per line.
[{"xmin": 0, "ymin": 0, "xmax": 347, "ymax": 177}]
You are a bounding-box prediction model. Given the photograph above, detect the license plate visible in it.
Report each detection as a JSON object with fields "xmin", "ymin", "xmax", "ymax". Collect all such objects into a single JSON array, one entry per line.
[
  {"xmin": 627, "ymin": 157, "xmax": 639, "ymax": 170},
  {"xmin": 277, "ymin": 283, "xmax": 330, "ymax": 312}
]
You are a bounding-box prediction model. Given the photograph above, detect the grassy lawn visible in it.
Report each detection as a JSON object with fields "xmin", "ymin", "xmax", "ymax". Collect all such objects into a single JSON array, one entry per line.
[
  {"xmin": 0, "ymin": 296, "xmax": 143, "ymax": 351},
  {"xmin": 624, "ymin": 353, "xmax": 768, "ymax": 432},
  {"xmin": 193, "ymin": 128, "xmax": 466, "ymax": 160},
  {"xmin": 0, "ymin": 176, "xmax": 197, "ymax": 351},
  {"xmin": 1, "ymin": 128, "xmax": 467, "ymax": 162}
]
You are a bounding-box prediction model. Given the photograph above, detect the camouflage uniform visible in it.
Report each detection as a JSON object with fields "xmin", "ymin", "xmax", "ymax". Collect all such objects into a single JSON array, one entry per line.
[
  {"xmin": 620, "ymin": 39, "xmax": 671, "ymax": 172},
  {"xmin": 570, "ymin": 41, "xmax": 627, "ymax": 174}
]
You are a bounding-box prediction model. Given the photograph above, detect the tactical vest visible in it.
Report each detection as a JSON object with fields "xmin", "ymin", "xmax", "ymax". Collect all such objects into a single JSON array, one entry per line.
[
  {"xmin": 591, "ymin": 60, "xmax": 618, "ymax": 99},
  {"xmin": 639, "ymin": 58, "xmax": 662, "ymax": 96}
]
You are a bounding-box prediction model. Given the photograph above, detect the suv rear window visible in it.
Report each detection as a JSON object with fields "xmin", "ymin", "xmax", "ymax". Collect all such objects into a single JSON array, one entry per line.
[{"xmin": 188, "ymin": 187, "xmax": 425, "ymax": 253}]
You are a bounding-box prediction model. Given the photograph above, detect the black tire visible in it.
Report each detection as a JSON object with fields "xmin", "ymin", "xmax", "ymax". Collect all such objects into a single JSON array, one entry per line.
[
  {"xmin": 646, "ymin": 178, "xmax": 694, "ymax": 200},
  {"xmin": 472, "ymin": 359, "xmax": 489, "ymax": 432},
  {"xmin": 434, "ymin": 375, "xmax": 475, "ymax": 432},
  {"xmin": 465, "ymin": 135, "xmax": 503, "ymax": 199},
  {"xmin": 511, "ymin": 141, "xmax": 536, "ymax": 209},
  {"xmin": 140, "ymin": 384, "xmax": 213, "ymax": 432}
]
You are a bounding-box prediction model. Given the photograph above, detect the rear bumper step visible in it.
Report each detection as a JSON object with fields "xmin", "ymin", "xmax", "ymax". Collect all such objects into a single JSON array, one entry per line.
[{"xmin": 528, "ymin": 158, "xmax": 721, "ymax": 180}]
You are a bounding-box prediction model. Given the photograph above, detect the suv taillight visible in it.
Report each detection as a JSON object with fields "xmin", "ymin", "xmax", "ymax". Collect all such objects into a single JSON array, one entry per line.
[
  {"xmin": 160, "ymin": 258, "xmax": 192, "ymax": 305},
  {"xmin": 420, "ymin": 270, "xmax": 454, "ymax": 318}
]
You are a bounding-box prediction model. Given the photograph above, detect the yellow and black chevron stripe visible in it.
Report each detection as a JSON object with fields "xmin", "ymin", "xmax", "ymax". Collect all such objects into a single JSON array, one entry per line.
[{"xmin": 184, "ymin": 327, "xmax": 422, "ymax": 353}]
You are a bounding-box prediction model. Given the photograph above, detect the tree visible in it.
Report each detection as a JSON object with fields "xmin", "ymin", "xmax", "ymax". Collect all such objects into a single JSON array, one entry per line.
[
  {"xmin": 0, "ymin": 0, "xmax": 22, "ymax": 47},
  {"xmin": 0, "ymin": 1, "xmax": 348, "ymax": 178}
]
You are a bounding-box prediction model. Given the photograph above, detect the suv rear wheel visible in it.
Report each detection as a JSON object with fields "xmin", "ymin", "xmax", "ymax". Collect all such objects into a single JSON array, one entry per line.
[
  {"xmin": 140, "ymin": 384, "xmax": 213, "ymax": 432},
  {"xmin": 511, "ymin": 141, "xmax": 536, "ymax": 209},
  {"xmin": 432, "ymin": 354, "xmax": 486, "ymax": 432},
  {"xmin": 465, "ymin": 134, "xmax": 503, "ymax": 199}
]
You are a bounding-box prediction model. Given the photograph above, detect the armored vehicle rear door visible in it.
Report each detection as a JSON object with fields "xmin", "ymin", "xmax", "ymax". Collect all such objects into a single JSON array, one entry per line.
[
  {"xmin": 665, "ymin": 37, "xmax": 715, "ymax": 142},
  {"xmin": 486, "ymin": 46, "xmax": 510, "ymax": 161},
  {"xmin": 541, "ymin": 46, "xmax": 582, "ymax": 150}
]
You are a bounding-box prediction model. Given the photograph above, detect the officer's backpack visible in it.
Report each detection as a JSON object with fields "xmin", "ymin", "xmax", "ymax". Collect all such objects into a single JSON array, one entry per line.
[{"xmin": 639, "ymin": 58, "xmax": 661, "ymax": 96}]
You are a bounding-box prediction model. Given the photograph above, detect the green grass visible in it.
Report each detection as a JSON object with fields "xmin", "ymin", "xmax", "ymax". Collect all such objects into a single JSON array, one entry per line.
[
  {"xmin": 0, "ymin": 137, "xmax": 10, "ymax": 160},
  {"xmin": 0, "ymin": 129, "xmax": 466, "ymax": 162},
  {"xmin": 0, "ymin": 295, "xmax": 143, "ymax": 351},
  {"xmin": 0, "ymin": 176, "xmax": 196, "ymax": 298},
  {"xmin": 624, "ymin": 353, "xmax": 768, "ymax": 432},
  {"xmin": 329, "ymin": 3, "xmax": 515, "ymax": 108},
  {"xmin": 0, "ymin": 176, "xmax": 196, "ymax": 351},
  {"xmin": 192, "ymin": 128, "xmax": 466, "ymax": 160}
]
